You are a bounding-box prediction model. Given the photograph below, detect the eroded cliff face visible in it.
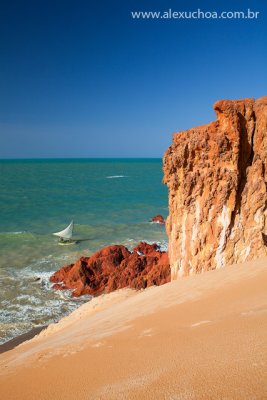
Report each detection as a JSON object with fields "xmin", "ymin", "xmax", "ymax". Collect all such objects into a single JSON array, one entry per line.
[{"xmin": 163, "ymin": 97, "xmax": 267, "ymax": 279}]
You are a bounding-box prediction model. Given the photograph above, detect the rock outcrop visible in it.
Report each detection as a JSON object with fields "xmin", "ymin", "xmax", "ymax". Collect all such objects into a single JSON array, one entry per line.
[
  {"xmin": 150, "ymin": 215, "xmax": 165, "ymax": 224},
  {"xmin": 50, "ymin": 242, "xmax": 170, "ymax": 296},
  {"xmin": 163, "ymin": 97, "xmax": 267, "ymax": 279}
]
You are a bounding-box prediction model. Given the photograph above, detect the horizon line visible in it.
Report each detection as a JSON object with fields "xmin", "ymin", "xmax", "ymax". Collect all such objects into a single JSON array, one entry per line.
[{"xmin": 0, "ymin": 156, "xmax": 163, "ymax": 161}]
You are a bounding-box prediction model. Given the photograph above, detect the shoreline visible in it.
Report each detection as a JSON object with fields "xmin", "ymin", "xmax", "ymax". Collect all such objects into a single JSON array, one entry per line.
[
  {"xmin": 0, "ymin": 326, "xmax": 47, "ymax": 355},
  {"xmin": 1, "ymin": 257, "xmax": 266, "ymax": 399}
]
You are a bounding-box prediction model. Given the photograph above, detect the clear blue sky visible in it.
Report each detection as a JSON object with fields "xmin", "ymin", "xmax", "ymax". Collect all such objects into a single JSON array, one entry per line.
[{"xmin": 1, "ymin": 0, "xmax": 266, "ymax": 158}]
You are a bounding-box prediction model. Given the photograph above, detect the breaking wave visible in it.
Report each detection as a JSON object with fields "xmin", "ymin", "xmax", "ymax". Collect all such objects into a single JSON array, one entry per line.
[
  {"xmin": 106, "ymin": 175, "xmax": 128, "ymax": 179},
  {"xmin": 0, "ymin": 260, "xmax": 92, "ymax": 345}
]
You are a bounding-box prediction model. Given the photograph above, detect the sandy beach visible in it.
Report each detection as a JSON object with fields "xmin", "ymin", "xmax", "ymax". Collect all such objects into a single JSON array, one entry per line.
[{"xmin": 0, "ymin": 257, "xmax": 266, "ymax": 400}]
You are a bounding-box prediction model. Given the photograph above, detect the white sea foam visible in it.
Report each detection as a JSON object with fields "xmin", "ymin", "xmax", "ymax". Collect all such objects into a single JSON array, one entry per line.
[
  {"xmin": 4, "ymin": 231, "xmax": 26, "ymax": 235},
  {"xmin": 145, "ymin": 240, "xmax": 168, "ymax": 252},
  {"xmin": 158, "ymin": 240, "xmax": 168, "ymax": 252},
  {"xmin": 106, "ymin": 175, "xmax": 128, "ymax": 179},
  {"xmin": 125, "ymin": 239, "xmax": 168, "ymax": 253}
]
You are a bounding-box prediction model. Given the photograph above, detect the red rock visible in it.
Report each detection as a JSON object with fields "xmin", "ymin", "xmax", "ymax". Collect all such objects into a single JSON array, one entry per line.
[
  {"xmin": 163, "ymin": 96, "xmax": 267, "ymax": 279},
  {"xmin": 50, "ymin": 242, "xmax": 170, "ymax": 296},
  {"xmin": 133, "ymin": 241, "xmax": 159, "ymax": 255},
  {"xmin": 150, "ymin": 215, "xmax": 165, "ymax": 224}
]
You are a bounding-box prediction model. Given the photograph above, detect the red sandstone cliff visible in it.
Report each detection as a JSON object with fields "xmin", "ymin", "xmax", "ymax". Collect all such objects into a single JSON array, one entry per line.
[{"xmin": 163, "ymin": 97, "xmax": 267, "ymax": 279}]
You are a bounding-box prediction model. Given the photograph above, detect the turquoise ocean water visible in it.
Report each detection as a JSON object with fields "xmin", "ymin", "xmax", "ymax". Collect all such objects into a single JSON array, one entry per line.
[{"xmin": 0, "ymin": 159, "xmax": 168, "ymax": 344}]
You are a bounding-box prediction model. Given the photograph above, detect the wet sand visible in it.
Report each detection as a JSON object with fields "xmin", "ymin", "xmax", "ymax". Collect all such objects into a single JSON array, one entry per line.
[
  {"xmin": 0, "ymin": 326, "xmax": 47, "ymax": 354},
  {"xmin": 0, "ymin": 257, "xmax": 266, "ymax": 399}
]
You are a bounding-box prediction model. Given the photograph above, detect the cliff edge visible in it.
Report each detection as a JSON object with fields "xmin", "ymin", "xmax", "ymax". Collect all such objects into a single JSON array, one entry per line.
[{"xmin": 163, "ymin": 96, "xmax": 267, "ymax": 279}]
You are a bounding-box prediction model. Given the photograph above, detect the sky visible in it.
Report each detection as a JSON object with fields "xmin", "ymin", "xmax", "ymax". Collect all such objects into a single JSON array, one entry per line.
[{"xmin": 0, "ymin": 0, "xmax": 267, "ymax": 158}]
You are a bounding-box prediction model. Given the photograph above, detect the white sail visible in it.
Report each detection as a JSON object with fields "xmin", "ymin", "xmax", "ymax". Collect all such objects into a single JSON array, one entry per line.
[{"xmin": 53, "ymin": 221, "xmax": 73, "ymax": 239}]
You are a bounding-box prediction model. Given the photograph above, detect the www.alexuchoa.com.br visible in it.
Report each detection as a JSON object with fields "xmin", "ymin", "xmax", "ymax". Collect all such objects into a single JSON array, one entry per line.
[{"xmin": 131, "ymin": 9, "xmax": 260, "ymax": 20}]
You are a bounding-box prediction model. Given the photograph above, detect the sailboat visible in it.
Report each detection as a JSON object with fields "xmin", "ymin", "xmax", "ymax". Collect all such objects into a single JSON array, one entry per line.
[{"xmin": 53, "ymin": 221, "xmax": 75, "ymax": 245}]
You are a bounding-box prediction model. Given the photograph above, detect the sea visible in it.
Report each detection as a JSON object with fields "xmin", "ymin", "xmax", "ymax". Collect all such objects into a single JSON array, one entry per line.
[{"xmin": 0, "ymin": 158, "xmax": 168, "ymax": 344}]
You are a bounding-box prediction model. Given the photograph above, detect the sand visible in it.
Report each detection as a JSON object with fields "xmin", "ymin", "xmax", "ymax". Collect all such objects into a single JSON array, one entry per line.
[{"xmin": 0, "ymin": 257, "xmax": 267, "ymax": 399}]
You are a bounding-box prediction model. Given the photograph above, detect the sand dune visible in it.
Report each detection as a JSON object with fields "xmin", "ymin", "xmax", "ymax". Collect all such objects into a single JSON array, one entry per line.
[{"xmin": 0, "ymin": 257, "xmax": 267, "ymax": 399}]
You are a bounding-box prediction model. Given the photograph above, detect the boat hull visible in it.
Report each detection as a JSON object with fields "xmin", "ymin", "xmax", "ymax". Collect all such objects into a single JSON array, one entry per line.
[{"xmin": 57, "ymin": 241, "xmax": 76, "ymax": 246}]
